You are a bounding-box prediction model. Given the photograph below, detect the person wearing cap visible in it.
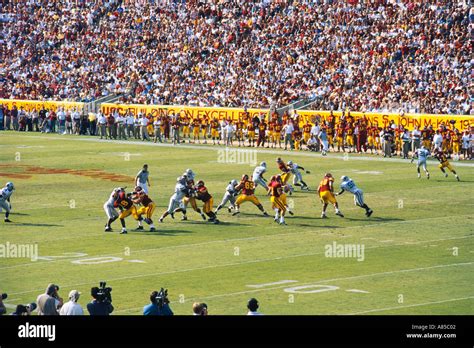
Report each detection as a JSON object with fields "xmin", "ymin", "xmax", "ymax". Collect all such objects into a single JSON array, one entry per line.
[
  {"xmin": 60, "ymin": 290, "xmax": 84, "ymax": 316},
  {"xmin": 36, "ymin": 283, "xmax": 63, "ymax": 315},
  {"xmin": 192, "ymin": 302, "xmax": 208, "ymax": 316},
  {"xmin": 247, "ymin": 298, "xmax": 263, "ymax": 315}
]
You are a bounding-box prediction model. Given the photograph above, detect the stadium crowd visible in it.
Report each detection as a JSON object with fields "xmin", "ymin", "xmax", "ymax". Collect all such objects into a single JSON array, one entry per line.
[{"xmin": 1, "ymin": 0, "xmax": 472, "ymax": 115}]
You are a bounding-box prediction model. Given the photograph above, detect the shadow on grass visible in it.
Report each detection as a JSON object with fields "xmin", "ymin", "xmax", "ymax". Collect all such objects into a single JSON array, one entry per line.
[
  {"xmin": 9, "ymin": 212, "xmax": 30, "ymax": 216},
  {"xmin": 10, "ymin": 222, "xmax": 63, "ymax": 227},
  {"xmin": 130, "ymin": 229, "xmax": 192, "ymax": 236},
  {"xmin": 365, "ymin": 217, "xmax": 405, "ymax": 222}
]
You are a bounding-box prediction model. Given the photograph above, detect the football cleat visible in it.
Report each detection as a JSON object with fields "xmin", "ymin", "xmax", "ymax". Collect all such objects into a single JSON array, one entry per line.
[
  {"xmin": 134, "ymin": 226, "xmax": 144, "ymax": 231},
  {"xmin": 5, "ymin": 218, "xmax": 12, "ymax": 223},
  {"xmin": 150, "ymin": 227, "xmax": 156, "ymax": 232},
  {"xmin": 120, "ymin": 228, "xmax": 128, "ymax": 234},
  {"xmin": 427, "ymin": 173, "xmax": 430, "ymax": 179},
  {"xmin": 456, "ymin": 175, "xmax": 460, "ymax": 181},
  {"xmin": 279, "ymin": 221, "xmax": 287, "ymax": 225},
  {"xmin": 321, "ymin": 214, "xmax": 327, "ymax": 219},
  {"xmin": 201, "ymin": 214, "xmax": 207, "ymax": 221},
  {"xmin": 181, "ymin": 215, "xmax": 188, "ymax": 221},
  {"xmin": 159, "ymin": 218, "xmax": 164, "ymax": 223},
  {"xmin": 417, "ymin": 173, "xmax": 421, "ymax": 178},
  {"xmin": 170, "ymin": 213, "xmax": 175, "ymax": 219},
  {"xmin": 444, "ymin": 173, "xmax": 448, "ymax": 178},
  {"xmin": 232, "ymin": 211, "xmax": 240, "ymax": 216},
  {"xmin": 263, "ymin": 212, "xmax": 269, "ymax": 217},
  {"xmin": 335, "ymin": 211, "xmax": 344, "ymax": 218},
  {"xmin": 288, "ymin": 210, "xmax": 294, "ymax": 216},
  {"xmin": 366, "ymin": 209, "xmax": 373, "ymax": 217},
  {"xmin": 104, "ymin": 226, "xmax": 112, "ymax": 232}
]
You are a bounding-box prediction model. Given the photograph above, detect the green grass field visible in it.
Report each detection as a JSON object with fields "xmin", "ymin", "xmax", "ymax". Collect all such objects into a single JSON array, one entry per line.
[{"xmin": 0, "ymin": 132, "xmax": 473, "ymax": 315}]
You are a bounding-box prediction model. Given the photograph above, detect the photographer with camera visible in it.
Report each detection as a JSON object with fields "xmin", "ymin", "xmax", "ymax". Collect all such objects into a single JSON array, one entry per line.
[
  {"xmin": 87, "ymin": 282, "xmax": 114, "ymax": 316},
  {"xmin": 60, "ymin": 290, "xmax": 84, "ymax": 316},
  {"xmin": 36, "ymin": 283, "xmax": 63, "ymax": 315},
  {"xmin": 143, "ymin": 288, "xmax": 173, "ymax": 316},
  {"xmin": 0, "ymin": 293, "xmax": 7, "ymax": 315}
]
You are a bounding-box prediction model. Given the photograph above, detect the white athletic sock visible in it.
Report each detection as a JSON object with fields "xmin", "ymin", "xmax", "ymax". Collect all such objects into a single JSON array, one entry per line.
[
  {"xmin": 280, "ymin": 215, "xmax": 285, "ymax": 223},
  {"xmin": 138, "ymin": 220, "xmax": 143, "ymax": 227}
]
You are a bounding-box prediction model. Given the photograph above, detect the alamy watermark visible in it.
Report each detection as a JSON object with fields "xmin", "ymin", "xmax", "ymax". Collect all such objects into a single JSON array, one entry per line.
[
  {"xmin": 325, "ymin": 241, "xmax": 365, "ymax": 262},
  {"xmin": 217, "ymin": 147, "xmax": 257, "ymax": 166},
  {"xmin": 0, "ymin": 242, "xmax": 38, "ymax": 261}
]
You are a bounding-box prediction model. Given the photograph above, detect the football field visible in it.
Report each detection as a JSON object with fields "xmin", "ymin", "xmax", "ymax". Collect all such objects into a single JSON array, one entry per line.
[{"xmin": 0, "ymin": 132, "xmax": 473, "ymax": 315}]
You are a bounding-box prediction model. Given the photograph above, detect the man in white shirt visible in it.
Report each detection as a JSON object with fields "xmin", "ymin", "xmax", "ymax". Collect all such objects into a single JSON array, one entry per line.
[
  {"xmin": 126, "ymin": 112, "xmax": 135, "ymax": 138},
  {"xmin": 432, "ymin": 130, "xmax": 443, "ymax": 152},
  {"xmin": 57, "ymin": 108, "xmax": 66, "ymax": 134},
  {"xmin": 116, "ymin": 114, "xmax": 127, "ymax": 140},
  {"xmin": 72, "ymin": 108, "xmax": 81, "ymax": 135},
  {"xmin": 283, "ymin": 121, "xmax": 294, "ymax": 150},
  {"xmin": 247, "ymin": 298, "xmax": 263, "ymax": 315},
  {"xmin": 140, "ymin": 114, "xmax": 151, "ymax": 141},
  {"xmin": 60, "ymin": 290, "xmax": 84, "ymax": 316},
  {"xmin": 411, "ymin": 126, "xmax": 421, "ymax": 153},
  {"xmin": 97, "ymin": 112, "xmax": 107, "ymax": 139},
  {"xmin": 310, "ymin": 122, "xmax": 321, "ymax": 151}
]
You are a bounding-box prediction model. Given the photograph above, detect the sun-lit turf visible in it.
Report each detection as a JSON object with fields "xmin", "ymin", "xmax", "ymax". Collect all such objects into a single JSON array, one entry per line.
[{"xmin": 0, "ymin": 132, "xmax": 473, "ymax": 315}]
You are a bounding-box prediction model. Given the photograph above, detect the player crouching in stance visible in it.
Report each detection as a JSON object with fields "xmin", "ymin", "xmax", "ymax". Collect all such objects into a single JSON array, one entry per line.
[
  {"xmin": 159, "ymin": 176, "xmax": 188, "ymax": 222},
  {"xmin": 336, "ymin": 176, "xmax": 373, "ymax": 217},
  {"xmin": 195, "ymin": 180, "xmax": 219, "ymax": 224},
  {"xmin": 132, "ymin": 186, "xmax": 156, "ymax": 232},
  {"xmin": 287, "ymin": 161, "xmax": 310, "ymax": 191},
  {"xmin": 114, "ymin": 188, "xmax": 139, "ymax": 234},
  {"xmin": 215, "ymin": 179, "xmax": 239, "ymax": 215},
  {"xmin": 0, "ymin": 182, "xmax": 14, "ymax": 222},
  {"xmin": 268, "ymin": 176, "xmax": 287, "ymax": 225},
  {"xmin": 317, "ymin": 173, "xmax": 344, "ymax": 218},
  {"xmin": 180, "ymin": 169, "xmax": 207, "ymax": 221},
  {"xmin": 104, "ymin": 187, "xmax": 121, "ymax": 232},
  {"xmin": 434, "ymin": 150, "xmax": 460, "ymax": 181},
  {"xmin": 411, "ymin": 146, "xmax": 430, "ymax": 179},
  {"xmin": 233, "ymin": 175, "xmax": 269, "ymax": 217}
]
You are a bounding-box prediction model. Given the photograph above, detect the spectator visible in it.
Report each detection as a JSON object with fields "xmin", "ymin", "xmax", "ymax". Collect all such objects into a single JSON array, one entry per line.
[
  {"xmin": 192, "ymin": 302, "xmax": 208, "ymax": 316},
  {"xmin": 86, "ymin": 287, "xmax": 114, "ymax": 316},
  {"xmin": 12, "ymin": 303, "xmax": 36, "ymax": 316},
  {"xmin": 0, "ymin": 293, "xmax": 6, "ymax": 315},
  {"xmin": 143, "ymin": 291, "xmax": 174, "ymax": 316},
  {"xmin": 60, "ymin": 290, "xmax": 84, "ymax": 316},
  {"xmin": 247, "ymin": 298, "xmax": 262, "ymax": 316},
  {"xmin": 36, "ymin": 283, "xmax": 63, "ymax": 316}
]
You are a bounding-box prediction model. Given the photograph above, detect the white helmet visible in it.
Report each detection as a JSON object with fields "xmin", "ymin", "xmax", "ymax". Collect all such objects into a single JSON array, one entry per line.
[
  {"xmin": 184, "ymin": 169, "xmax": 195, "ymax": 180},
  {"xmin": 230, "ymin": 179, "xmax": 238, "ymax": 186},
  {"xmin": 287, "ymin": 160, "xmax": 293, "ymax": 166},
  {"xmin": 6, "ymin": 182, "xmax": 14, "ymax": 190},
  {"xmin": 260, "ymin": 161, "xmax": 266, "ymax": 168},
  {"xmin": 341, "ymin": 176, "xmax": 349, "ymax": 182}
]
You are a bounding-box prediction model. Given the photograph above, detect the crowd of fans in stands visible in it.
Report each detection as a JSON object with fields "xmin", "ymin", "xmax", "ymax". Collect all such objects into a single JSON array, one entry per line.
[{"xmin": 1, "ymin": 0, "xmax": 472, "ymax": 115}]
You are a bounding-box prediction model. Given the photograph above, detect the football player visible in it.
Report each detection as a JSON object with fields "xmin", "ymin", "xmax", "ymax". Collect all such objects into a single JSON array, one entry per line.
[
  {"xmin": 411, "ymin": 146, "xmax": 431, "ymax": 179},
  {"xmin": 317, "ymin": 173, "xmax": 344, "ymax": 218},
  {"xmin": 195, "ymin": 180, "xmax": 219, "ymax": 223},
  {"xmin": 276, "ymin": 157, "xmax": 293, "ymax": 194},
  {"xmin": 287, "ymin": 161, "xmax": 310, "ymax": 190},
  {"xmin": 159, "ymin": 176, "xmax": 189, "ymax": 222},
  {"xmin": 0, "ymin": 182, "xmax": 14, "ymax": 223},
  {"xmin": 233, "ymin": 175, "xmax": 269, "ymax": 216},
  {"xmin": 132, "ymin": 186, "xmax": 156, "ymax": 232},
  {"xmin": 114, "ymin": 188, "xmax": 139, "ymax": 234},
  {"xmin": 181, "ymin": 169, "xmax": 207, "ymax": 221},
  {"xmin": 104, "ymin": 187, "xmax": 121, "ymax": 232},
  {"xmin": 434, "ymin": 150, "xmax": 460, "ymax": 181},
  {"xmin": 215, "ymin": 179, "xmax": 239, "ymax": 214},
  {"xmin": 268, "ymin": 175, "xmax": 287, "ymax": 225},
  {"xmin": 252, "ymin": 162, "xmax": 268, "ymax": 191},
  {"xmin": 336, "ymin": 176, "xmax": 373, "ymax": 217}
]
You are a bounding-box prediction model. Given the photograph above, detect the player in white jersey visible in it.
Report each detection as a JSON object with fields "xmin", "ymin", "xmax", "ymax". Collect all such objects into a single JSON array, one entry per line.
[
  {"xmin": 0, "ymin": 182, "xmax": 14, "ymax": 222},
  {"xmin": 104, "ymin": 188, "xmax": 121, "ymax": 231},
  {"xmin": 159, "ymin": 176, "xmax": 188, "ymax": 222},
  {"xmin": 411, "ymin": 146, "xmax": 430, "ymax": 179},
  {"xmin": 214, "ymin": 180, "xmax": 240, "ymax": 214},
  {"xmin": 287, "ymin": 161, "xmax": 310, "ymax": 190},
  {"xmin": 336, "ymin": 176, "xmax": 373, "ymax": 217},
  {"xmin": 252, "ymin": 162, "xmax": 268, "ymax": 190}
]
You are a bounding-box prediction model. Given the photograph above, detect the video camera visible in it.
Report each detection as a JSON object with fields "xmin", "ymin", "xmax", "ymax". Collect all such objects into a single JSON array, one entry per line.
[
  {"xmin": 95, "ymin": 281, "xmax": 112, "ymax": 303},
  {"xmin": 155, "ymin": 288, "xmax": 169, "ymax": 308}
]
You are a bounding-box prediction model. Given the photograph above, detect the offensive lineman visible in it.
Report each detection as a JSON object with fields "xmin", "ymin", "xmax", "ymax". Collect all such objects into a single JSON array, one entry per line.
[
  {"xmin": 214, "ymin": 180, "xmax": 239, "ymax": 214},
  {"xmin": 104, "ymin": 187, "xmax": 120, "ymax": 232},
  {"xmin": 132, "ymin": 186, "xmax": 156, "ymax": 232},
  {"xmin": 336, "ymin": 176, "xmax": 373, "ymax": 217},
  {"xmin": 0, "ymin": 182, "xmax": 14, "ymax": 222},
  {"xmin": 159, "ymin": 176, "xmax": 188, "ymax": 222},
  {"xmin": 233, "ymin": 175, "xmax": 269, "ymax": 216}
]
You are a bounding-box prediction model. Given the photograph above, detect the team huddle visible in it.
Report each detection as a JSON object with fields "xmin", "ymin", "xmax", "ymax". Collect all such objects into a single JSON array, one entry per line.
[{"xmin": 100, "ymin": 158, "xmax": 377, "ymax": 232}]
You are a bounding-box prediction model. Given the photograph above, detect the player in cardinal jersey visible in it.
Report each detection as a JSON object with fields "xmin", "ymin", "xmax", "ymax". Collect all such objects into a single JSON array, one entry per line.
[
  {"xmin": 268, "ymin": 175, "xmax": 287, "ymax": 225},
  {"xmin": 0, "ymin": 182, "xmax": 14, "ymax": 223},
  {"xmin": 215, "ymin": 179, "xmax": 240, "ymax": 214},
  {"xmin": 103, "ymin": 187, "xmax": 121, "ymax": 231},
  {"xmin": 287, "ymin": 161, "xmax": 310, "ymax": 190},
  {"xmin": 276, "ymin": 157, "xmax": 293, "ymax": 193},
  {"xmin": 411, "ymin": 146, "xmax": 431, "ymax": 179},
  {"xmin": 180, "ymin": 169, "xmax": 207, "ymax": 221},
  {"xmin": 132, "ymin": 186, "xmax": 156, "ymax": 232},
  {"xmin": 252, "ymin": 162, "xmax": 268, "ymax": 191},
  {"xmin": 195, "ymin": 180, "xmax": 219, "ymax": 223},
  {"xmin": 336, "ymin": 176, "xmax": 373, "ymax": 217},
  {"xmin": 114, "ymin": 188, "xmax": 139, "ymax": 234},
  {"xmin": 233, "ymin": 175, "xmax": 268, "ymax": 216},
  {"xmin": 317, "ymin": 173, "xmax": 344, "ymax": 218},
  {"xmin": 434, "ymin": 150, "xmax": 460, "ymax": 181}
]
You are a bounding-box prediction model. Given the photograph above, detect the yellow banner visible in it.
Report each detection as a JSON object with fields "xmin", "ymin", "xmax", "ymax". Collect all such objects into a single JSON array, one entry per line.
[
  {"xmin": 102, "ymin": 103, "xmax": 473, "ymax": 131},
  {"xmin": 0, "ymin": 99, "xmax": 84, "ymax": 112}
]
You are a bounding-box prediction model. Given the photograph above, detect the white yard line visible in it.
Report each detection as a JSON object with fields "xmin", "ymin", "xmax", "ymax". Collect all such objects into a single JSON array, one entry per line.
[
  {"xmin": 9, "ymin": 134, "xmax": 474, "ymax": 167},
  {"xmin": 246, "ymin": 280, "xmax": 298, "ymax": 288},
  {"xmin": 0, "ymin": 215, "xmax": 472, "ymax": 271},
  {"xmin": 346, "ymin": 297, "xmax": 474, "ymax": 315},
  {"xmin": 114, "ymin": 262, "xmax": 473, "ymax": 314}
]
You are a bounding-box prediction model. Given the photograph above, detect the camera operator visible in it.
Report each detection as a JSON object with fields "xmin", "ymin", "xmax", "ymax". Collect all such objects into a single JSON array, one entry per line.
[
  {"xmin": 192, "ymin": 302, "xmax": 208, "ymax": 316},
  {"xmin": 36, "ymin": 283, "xmax": 63, "ymax": 315},
  {"xmin": 60, "ymin": 290, "xmax": 84, "ymax": 316},
  {"xmin": 143, "ymin": 289, "xmax": 173, "ymax": 316},
  {"xmin": 0, "ymin": 293, "xmax": 7, "ymax": 315},
  {"xmin": 87, "ymin": 286, "xmax": 114, "ymax": 316}
]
